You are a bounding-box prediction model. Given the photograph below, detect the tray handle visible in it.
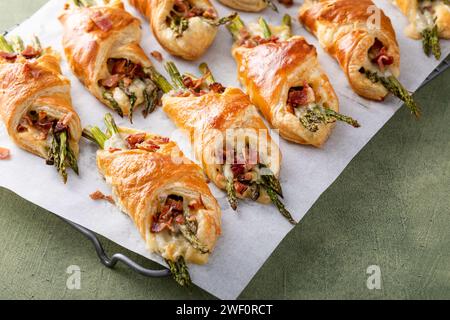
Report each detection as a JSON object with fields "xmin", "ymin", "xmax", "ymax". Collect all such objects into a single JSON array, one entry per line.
[{"xmin": 62, "ymin": 217, "xmax": 171, "ymax": 278}]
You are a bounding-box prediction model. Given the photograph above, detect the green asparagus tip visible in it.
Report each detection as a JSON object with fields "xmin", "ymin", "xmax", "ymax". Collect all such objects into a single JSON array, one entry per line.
[
  {"xmin": 226, "ymin": 15, "xmax": 246, "ymax": 42},
  {"xmin": 265, "ymin": 187, "xmax": 296, "ymax": 225},
  {"xmin": 259, "ymin": 17, "xmax": 272, "ymax": 39},
  {"xmin": 104, "ymin": 113, "xmax": 120, "ymax": 136},
  {"xmin": 83, "ymin": 126, "xmax": 108, "ymax": 149},
  {"xmin": 165, "ymin": 61, "xmax": 186, "ymax": 90},
  {"xmin": 0, "ymin": 34, "xmax": 14, "ymax": 53},
  {"xmin": 166, "ymin": 257, "xmax": 192, "ymax": 287},
  {"xmin": 226, "ymin": 179, "xmax": 238, "ymax": 211},
  {"xmin": 265, "ymin": 0, "xmax": 278, "ymax": 12},
  {"xmin": 149, "ymin": 66, "xmax": 173, "ymax": 94},
  {"xmin": 212, "ymin": 12, "xmax": 238, "ymax": 27},
  {"xmin": 11, "ymin": 36, "xmax": 24, "ymax": 53},
  {"xmin": 199, "ymin": 62, "xmax": 216, "ymax": 85}
]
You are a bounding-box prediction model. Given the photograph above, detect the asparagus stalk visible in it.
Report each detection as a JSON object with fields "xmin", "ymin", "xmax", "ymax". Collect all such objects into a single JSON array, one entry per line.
[
  {"xmin": 261, "ymin": 173, "xmax": 283, "ymax": 198},
  {"xmin": 0, "ymin": 35, "xmax": 13, "ymax": 53},
  {"xmin": 198, "ymin": 62, "xmax": 216, "ymax": 85},
  {"xmin": 360, "ymin": 67, "xmax": 421, "ymax": 118},
  {"xmin": 83, "ymin": 126, "xmax": 108, "ymax": 149},
  {"xmin": 259, "ymin": 17, "xmax": 272, "ymax": 39},
  {"xmin": 165, "ymin": 61, "xmax": 186, "ymax": 89},
  {"xmin": 103, "ymin": 91, "xmax": 124, "ymax": 118},
  {"xmin": 58, "ymin": 131, "xmax": 69, "ymax": 183},
  {"xmin": 10, "ymin": 36, "xmax": 24, "ymax": 53},
  {"xmin": 299, "ymin": 105, "xmax": 360, "ymax": 132},
  {"xmin": 282, "ymin": 14, "xmax": 292, "ymax": 37},
  {"xmin": 104, "ymin": 113, "xmax": 120, "ymax": 136},
  {"xmin": 264, "ymin": 186, "xmax": 296, "ymax": 225},
  {"xmin": 226, "ymin": 15, "xmax": 246, "ymax": 42},
  {"xmin": 209, "ymin": 12, "xmax": 238, "ymax": 26},
  {"xmin": 264, "ymin": 0, "xmax": 278, "ymax": 12},
  {"xmin": 180, "ymin": 209, "xmax": 210, "ymax": 254},
  {"xmin": 143, "ymin": 89, "xmax": 158, "ymax": 118},
  {"xmin": 324, "ymin": 108, "xmax": 360, "ymax": 128},
  {"xmin": 149, "ymin": 66, "xmax": 174, "ymax": 94},
  {"xmin": 166, "ymin": 257, "xmax": 192, "ymax": 287},
  {"xmin": 48, "ymin": 130, "xmax": 78, "ymax": 184},
  {"xmin": 226, "ymin": 179, "xmax": 238, "ymax": 211},
  {"xmin": 31, "ymin": 35, "xmax": 42, "ymax": 51},
  {"xmin": 422, "ymin": 25, "xmax": 441, "ymax": 60}
]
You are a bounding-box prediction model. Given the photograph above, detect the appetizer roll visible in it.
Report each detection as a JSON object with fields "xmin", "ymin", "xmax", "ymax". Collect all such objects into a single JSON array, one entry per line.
[
  {"xmin": 217, "ymin": 0, "xmax": 278, "ymax": 12},
  {"xmin": 84, "ymin": 114, "xmax": 221, "ymax": 286},
  {"xmin": 59, "ymin": 0, "xmax": 163, "ymax": 121},
  {"xmin": 227, "ymin": 15, "xmax": 360, "ymax": 147},
  {"xmin": 299, "ymin": 0, "xmax": 420, "ymax": 117},
  {"xmin": 160, "ymin": 62, "xmax": 295, "ymax": 224},
  {"xmin": 393, "ymin": 0, "xmax": 450, "ymax": 59},
  {"xmin": 129, "ymin": 0, "xmax": 234, "ymax": 60},
  {"xmin": 0, "ymin": 35, "xmax": 81, "ymax": 183}
]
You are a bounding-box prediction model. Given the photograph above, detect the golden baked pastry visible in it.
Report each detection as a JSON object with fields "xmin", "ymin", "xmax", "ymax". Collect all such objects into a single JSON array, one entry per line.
[
  {"xmin": 217, "ymin": 0, "xmax": 277, "ymax": 12},
  {"xmin": 160, "ymin": 61, "xmax": 295, "ymax": 223},
  {"xmin": 59, "ymin": 0, "xmax": 163, "ymax": 121},
  {"xmin": 299, "ymin": 0, "xmax": 420, "ymax": 117},
  {"xmin": 0, "ymin": 35, "xmax": 81, "ymax": 182},
  {"xmin": 84, "ymin": 113, "xmax": 221, "ymax": 286},
  {"xmin": 227, "ymin": 15, "xmax": 360, "ymax": 147},
  {"xmin": 393, "ymin": 0, "xmax": 450, "ymax": 59},
  {"xmin": 129, "ymin": 0, "xmax": 235, "ymax": 60}
]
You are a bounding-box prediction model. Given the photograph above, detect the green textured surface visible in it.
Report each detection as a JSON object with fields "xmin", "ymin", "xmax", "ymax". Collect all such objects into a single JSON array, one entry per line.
[{"xmin": 1, "ymin": 0, "xmax": 449, "ymax": 300}]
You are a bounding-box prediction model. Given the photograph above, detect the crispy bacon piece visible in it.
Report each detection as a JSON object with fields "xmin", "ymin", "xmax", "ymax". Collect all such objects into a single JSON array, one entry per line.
[
  {"xmin": 101, "ymin": 74, "xmax": 122, "ymax": 88},
  {"xmin": 241, "ymin": 35, "xmax": 279, "ymax": 48},
  {"xmin": 54, "ymin": 113, "xmax": 73, "ymax": 134},
  {"xmin": 287, "ymin": 87, "xmax": 310, "ymax": 107},
  {"xmin": 369, "ymin": 39, "xmax": 394, "ymax": 71},
  {"xmin": 230, "ymin": 163, "xmax": 246, "ymax": 177},
  {"xmin": 108, "ymin": 148, "xmax": 121, "ymax": 153},
  {"xmin": 209, "ymin": 82, "xmax": 225, "ymax": 94},
  {"xmin": 126, "ymin": 133, "xmax": 147, "ymax": 149},
  {"xmin": 151, "ymin": 51, "xmax": 163, "ymax": 62},
  {"xmin": 151, "ymin": 196, "xmax": 185, "ymax": 233},
  {"xmin": 202, "ymin": 8, "xmax": 217, "ymax": 19},
  {"xmin": 278, "ymin": 0, "xmax": 293, "ymax": 7},
  {"xmin": 111, "ymin": 59, "xmax": 128, "ymax": 74},
  {"xmin": 173, "ymin": 0, "xmax": 189, "ymax": 14},
  {"xmin": 90, "ymin": 11, "xmax": 113, "ymax": 32},
  {"xmin": 151, "ymin": 136, "xmax": 170, "ymax": 144},
  {"xmin": 0, "ymin": 147, "xmax": 10, "ymax": 160},
  {"xmin": 90, "ymin": 190, "xmax": 115, "ymax": 204},
  {"xmin": 137, "ymin": 141, "xmax": 160, "ymax": 152},
  {"xmin": 0, "ymin": 52, "xmax": 17, "ymax": 61},
  {"xmin": 21, "ymin": 46, "xmax": 41, "ymax": 59},
  {"xmin": 234, "ymin": 181, "xmax": 248, "ymax": 195}
]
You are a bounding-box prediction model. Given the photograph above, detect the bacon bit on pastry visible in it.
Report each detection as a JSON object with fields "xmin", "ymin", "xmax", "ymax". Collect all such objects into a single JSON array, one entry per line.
[
  {"xmin": 21, "ymin": 46, "xmax": 41, "ymax": 59},
  {"xmin": 202, "ymin": 8, "xmax": 217, "ymax": 19},
  {"xmin": 373, "ymin": 47, "xmax": 394, "ymax": 71},
  {"xmin": 209, "ymin": 82, "xmax": 225, "ymax": 94},
  {"xmin": 126, "ymin": 133, "xmax": 147, "ymax": 149},
  {"xmin": 151, "ymin": 136, "xmax": 170, "ymax": 144},
  {"xmin": 230, "ymin": 163, "xmax": 246, "ymax": 176},
  {"xmin": 101, "ymin": 74, "xmax": 122, "ymax": 88},
  {"xmin": 234, "ymin": 181, "xmax": 248, "ymax": 195},
  {"xmin": 0, "ymin": 52, "xmax": 17, "ymax": 61},
  {"xmin": 0, "ymin": 147, "xmax": 10, "ymax": 160},
  {"xmin": 90, "ymin": 11, "xmax": 113, "ymax": 32},
  {"xmin": 137, "ymin": 141, "xmax": 160, "ymax": 152},
  {"xmin": 90, "ymin": 190, "xmax": 115, "ymax": 204},
  {"xmin": 151, "ymin": 51, "xmax": 163, "ymax": 62},
  {"xmin": 108, "ymin": 148, "xmax": 121, "ymax": 153},
  {"xmin": 278, "ymin": 0, "xmax": 293, "ymax": 7},
  {"xmin": 54, "ymin": 112, "xmax": 73, "ymax": 133},
  {"xmin": 111, "ymin": 59, "xmax": 128, "ymax": 74}
]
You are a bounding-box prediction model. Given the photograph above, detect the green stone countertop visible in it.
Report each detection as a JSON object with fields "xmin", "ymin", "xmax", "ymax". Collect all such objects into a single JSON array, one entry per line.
[{"xmin": 1, "ymin": 0, "xmax": 449, "ymax": 300}]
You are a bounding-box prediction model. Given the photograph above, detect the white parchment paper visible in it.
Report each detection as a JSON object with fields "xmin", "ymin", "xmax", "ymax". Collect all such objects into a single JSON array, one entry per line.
[{"xmin": 0, "ymin": 0, "xmax": 448, "ymax": 299}]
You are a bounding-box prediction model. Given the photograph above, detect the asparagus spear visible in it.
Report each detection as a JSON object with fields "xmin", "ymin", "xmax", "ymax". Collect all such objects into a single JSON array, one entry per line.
[
  {"xmin": 143, "ymin": 89, "xmax": 158, "ymax": 118},
  {"xmin": 360, "ymin": 67, "xmax": 421, "ymax": 118},
  {"xmin": 261, "ymin": 173, "xmax": 283, "ymax": 198},
  {"xmin": 264, "ymin": 0, "xmax": 278, "ymax": 12},
  {"xmin": 103, "ymin": 91, "xmax": 124, "ymax": 118},
  {"xmin": 149, "ymin": 66, "xmax": 174, "ymax": 94},
  {"xmin": 10, "ymin": 36, "xmax": 24, "ymax": 53},
  {"xmin": 48, "ymin": 130, "xmax": 78, "ymax": 184},
  {"xmin": 104, "ymin": 112, "xmax": 120, "ymax": 136},
  {"xmin": 422, "ymin": 25, "xmax": 440, "ymax": 60},
  {"xmin": 199, "ymin": 62, "xmax": 216, "ymax": 85},
  {"xmin": 165, "ymin": 61, "xmax": 186, "ymax": 89},
  {"xmin": 31, "ymin": 35, "xmax": 42, "ymax": 51},
  {"xmin": 0, "ymin": 35, "xmax": 13, "ymax": 53},
  {"xmin": 259, "ymin": 17, "xmax": 272, "ymax": 39},
  {"xmin": 180, "ymin": 209, "xmax": 209, "ymax": 254},
  {"xmin": 226, "ymin": 179, "xmax": 238, "ymax": 211},
  {"xmin": 83, "ymin": 126, "xmax": 108, "ymax": 149},
  {"xmin": 226, "ymin": 15, "xmax": 247, "ymax": 42},
  {"xmin": 299, "ymin": 105, "xmax": 360, "ymax": 132},
  {"xmin": 264, "ymin": 186, "xmax": 296, "ymax": 225},
  {"xmin": 166, "ymin": 257, "xmax": 192, "ymax": 287},
  {"xmin": 208, "ymin": 12, "xmax": 238, "ymax": 27}
]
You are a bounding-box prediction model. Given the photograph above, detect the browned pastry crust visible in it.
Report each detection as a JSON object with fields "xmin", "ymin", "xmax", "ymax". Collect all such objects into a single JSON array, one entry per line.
[
  {"xmin": 394, "ymin": 0, "xmax": 450, "ymax": 39},
  {"xmin": 232, "ymin": 36, "xmax": 339, "ymax": 147},
  {"xmin": 97, "ymin": 127, "xmax": 221, "ymax": 264},
  {"xmin": 299, "ymin": 0, "xmax": 401, "ymax": 101},
  {"xmin": 129, "ymin": 0, "xmax": 219, "ymax": 60},
  {"xmin": 217, "ymin": 0, "xmax": 268, "ymax": 12},
  {"xmin": 0, "ymin": 49, "xmax": 81, "ymax": 159},
  {"xmin": 163, "ymin": 87, "xmax": 281, "ymax": 203},
  {"xmin": 59, "ymin": 1, "xmax": 153, "ymax": 115}
]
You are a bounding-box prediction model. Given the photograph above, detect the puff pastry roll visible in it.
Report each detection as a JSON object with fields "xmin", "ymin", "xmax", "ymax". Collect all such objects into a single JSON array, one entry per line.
[
  {"xmin": 227, "ymin": 15, "xmax": 360, "ymax": 147},
  {"xmin": 299, "ymin": 0, "xmax": 420, "ymax": 117},
  {"xmin": 159, "ymin": 61, "xmax": 295, "ymax": 224},
  {"xmin": 84, "ymin": 114, "xmax": 221, "ymax": 286},
  {"xmin": 0, "ymin": 35, "xmax": 81, "ymax": 182},
  {"xmin": 59, "ymin": 0, "xmax": 162, "ymax": 121},
  {"xmin": 217, "ymin": 0, "xmax": 278, "ymax": 12},
  {"xmin": 129, "ymin": 0, "xmax": 237, "ymax": 60},
  {"xmin": 393, "ymin": 0, "xmax": 450, "ymax": 59}
]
